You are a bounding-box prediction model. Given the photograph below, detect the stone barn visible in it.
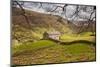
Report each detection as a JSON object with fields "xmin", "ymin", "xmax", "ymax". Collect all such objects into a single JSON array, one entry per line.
[{"xmin": 43, "ymin": 31, "xmax": 61, "ymax": 40}]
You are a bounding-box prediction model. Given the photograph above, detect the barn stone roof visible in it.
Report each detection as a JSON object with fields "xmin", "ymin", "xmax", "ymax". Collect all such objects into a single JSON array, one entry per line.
[{"xmin": 45, "ymin": 31, "xmax": 61, "ymax": 35}]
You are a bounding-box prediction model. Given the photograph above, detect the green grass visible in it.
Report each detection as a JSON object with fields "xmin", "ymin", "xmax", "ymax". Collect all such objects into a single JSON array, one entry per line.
[
  {"xmin": 12, "ymin": 40, "xmax": 56, "ymax": 54},
  {"xmin": 12, "ymin": 43, "xmax": 95, "ymax": 65},
  {"xmin": 61, "ymin": 43, "xmax": 95, "ymax": 55},
  {"xmin": 12, "ymin": 32, "xmax": 96, "ymax": 65},
  {"xmin": 60, "ymin": 32, "xmax": 95, "ymax": 42}
]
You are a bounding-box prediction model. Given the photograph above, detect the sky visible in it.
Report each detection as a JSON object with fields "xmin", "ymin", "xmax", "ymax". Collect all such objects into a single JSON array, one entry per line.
[{"xmin": 17, "ymin": 1, "xmax": 95, "ymax": 21}]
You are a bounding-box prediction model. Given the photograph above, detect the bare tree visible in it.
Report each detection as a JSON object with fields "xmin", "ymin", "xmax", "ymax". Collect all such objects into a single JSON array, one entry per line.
[
  {"xmin": 42, "ymin": 4, "xmax": 96, "ymax": 34},
  {"xmin": 12, "ymin": 0, "xmax": 32, "ymax": 28},
  {"xmin": 12, "ymin": 1, "xmax": 96, "ymax": 34},
  {"xmin": 12, "ymin": 1, "xmax": 96, "ymax": 45}
]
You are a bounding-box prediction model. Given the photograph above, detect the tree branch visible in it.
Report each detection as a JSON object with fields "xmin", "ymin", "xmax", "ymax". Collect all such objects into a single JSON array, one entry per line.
[{"xmin": 13, "ymin": 1, "xmax": 32, "ymax": 29}]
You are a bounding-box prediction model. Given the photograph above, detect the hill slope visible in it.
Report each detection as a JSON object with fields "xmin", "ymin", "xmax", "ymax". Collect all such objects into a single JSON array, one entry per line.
[{"xmin": 12, "ymin": 8, "xmax": 69, "ymax": 45}]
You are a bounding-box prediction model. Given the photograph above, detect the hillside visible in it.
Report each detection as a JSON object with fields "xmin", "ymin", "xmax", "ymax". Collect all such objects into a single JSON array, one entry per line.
[
  {"xmin": 12, "ymin": 8, "xmax": 70, "ymax": 45},
  {"xmin": 12, "ymin": 8, "xmax": 96, "ymax": 66},
  {"xmin": 68, "ymin": 20, "xmax": 96, "ymax": 34}
]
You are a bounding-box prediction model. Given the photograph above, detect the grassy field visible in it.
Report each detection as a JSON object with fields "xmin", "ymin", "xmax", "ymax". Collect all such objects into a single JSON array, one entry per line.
[
  {"xmin": 12, "ymin": 40, "xmax": 56, "ymax": 54},
  {"xmin": 12, "ymin": 42, "xmax": 95, "ymax": 65},
  {"xmin": 12, "ymin": 32, "xmax": 96, "ymax": 65},
  {"xmin": 60, "ymin": 32, "xmax": 95, "ymax": 42}
]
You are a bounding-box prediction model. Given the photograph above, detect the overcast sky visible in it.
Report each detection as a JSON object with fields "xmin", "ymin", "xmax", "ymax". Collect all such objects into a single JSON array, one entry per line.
[{"xmin": 17, "ymin": 2, "xmax": 95, "ymax": 21}]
